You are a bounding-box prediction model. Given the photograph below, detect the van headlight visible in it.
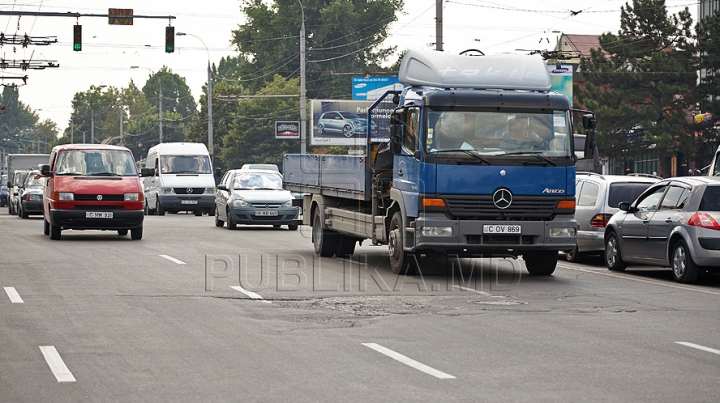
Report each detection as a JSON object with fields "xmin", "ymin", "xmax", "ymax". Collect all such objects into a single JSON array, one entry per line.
[
  {"xmin": 232, "ymin": 199, "xmax": 249, "ymax": 208},
  {"xmin": 549, "ymin": 227, "xmax": 576, "ymax": 238},
  {"xmin": 161, "ymin": 187, "xmax": 174, "ymax": 194},
  {"xmin": 124, "ymin": 193, "xmax": 140, "ymax": 201},
  {"xmin": 58, "ymin": 192, "xmax": 74, "ymax": 200},
  {"xmin": 205, "ymin": 187, "xmax": 215, "ymax": 194}
]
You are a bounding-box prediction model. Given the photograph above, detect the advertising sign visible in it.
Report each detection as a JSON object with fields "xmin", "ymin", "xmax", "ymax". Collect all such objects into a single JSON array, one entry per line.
[
  {"xmin": 311, "ymin": 99, "xmax": 395, "ymax": 146},
  {"xmin": 548, "ymin": 65, "xmax": 573, "ymax": 106},
  {"xmin": 352, "ymin": 76, "xmax": 403, "ymax": 100},
  {"xmin": 275, "ymin": 121, "xmax": 300, "ymax": 139}
]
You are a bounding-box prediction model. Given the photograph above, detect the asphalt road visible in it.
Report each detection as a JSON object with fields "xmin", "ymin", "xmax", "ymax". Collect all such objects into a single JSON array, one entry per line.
[{"xmin": 1, "ymin": 210, "xmax": 719, "ymax": 403}]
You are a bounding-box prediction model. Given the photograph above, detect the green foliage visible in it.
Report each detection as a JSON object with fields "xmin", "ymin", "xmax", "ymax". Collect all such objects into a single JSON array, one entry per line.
[{"xmin": 0, "ymin": 85, "xmax": 38, "ymax": 151}]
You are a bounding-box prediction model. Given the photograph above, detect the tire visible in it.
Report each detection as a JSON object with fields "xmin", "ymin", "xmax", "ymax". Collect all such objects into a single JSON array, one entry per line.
[
  {"xmin": 20, "ymin": 205, "xmax": 28, "ymax": 219},
  {"xmin": 214, "ymin": 207, "xmax": 224, "ymax": 227},
  {"xmin": 8, "ymin": 201, "xmax": 14, "ymax": 215},
  {"xmin": 604, "ymin": 231, "xmax": 627, "ymax": 271},
  {"xmin": 16, "ymin": 202, "xmax": 21, "ymax": 217},
  {"xmin": 226, "ymin": 207, "xmax": 236, "ymax": 230},
  {"xmin": 146, "ymin": 199, "xmax": 156, "ymax": 215},
  {"xmin": 388, "ymin": 212, "xmax": 418, "ymax": 275},
  {"xmin": 207, "ymin": 207, "xmax": 216, "ymax": 216},
  {"xmin": 523, "ymin": 251, "xmax": 558, "ymax": 275},
  {"xmin": 49, "ymin": 223, "xmax": 61, "ymax": 240},
  {"xmin": 342, "ymin": 124, "xmax": 353, "ymax": 138},
  {"xmin": 194, "ymin": 209, "xmax": 202, "ymax": 216},
  {"xmin": 317, "ymin": 124, "xmax": 324, "ymax": 135},
  {"xmin": 288, "ymin": 224, "xmax": 299, "ymax": 231},
  {"xmin": 313, "ymin": 208, "xmax": 338, "ymax": 257},
  {"xmin": 565, "ymin": 245, "xmax": 586, "ymax": 263},
  {"xmin": 156, "ymin": 199, "xmax": 165, "ymax": 216},
  {"xmin": 336, "ymin": 235, "xmax": 357, "ymax": 258},
  {"xmin": 130, "ymin": 226, "xmax": 143, "ymax": 240},
  {"xmin": 671, "ymin": 239, "xmax": 700, "ymax": 284},
  {"xmin": 43, "ymin": 217, "xmax": 50, "ymax": 235},
  {"xmin": 118, "ymin": 229, "xmax": 128, "ymax": 236}
]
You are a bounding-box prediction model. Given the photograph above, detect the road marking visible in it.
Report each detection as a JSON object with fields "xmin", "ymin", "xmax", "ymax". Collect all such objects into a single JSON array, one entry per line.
[
  {"xmin": 676, "ymin": 342, "xmax": 720, "ymax": 355},
  {"xmin": 556, "ymin": 264, "xmax": 720, "ymax": 296},
  {"xmin": 4, "ymin": 287, "xmax": 24, "ymax": 303},
  {"xmin": 230, "ymin": 286, "xmax": 271, "ymax": 303},
  {"xmin": 159, "ymin": 255, "xmax": 186, "ymax": 265},
  {"xmin": 39, "ymin": 346, "xmax": 76, "ymax": 382},
  {"xmin": 362, "ymin": 343, "xmax": 456, "ymax": 379},
  {"xmin": 451, "ymin": 285, "xmax": 492, "ymax": 297}
]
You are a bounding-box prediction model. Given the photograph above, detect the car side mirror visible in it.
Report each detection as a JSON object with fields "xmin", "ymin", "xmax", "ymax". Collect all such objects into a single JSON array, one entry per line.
[
  {"xmin": 618, "ymin": 201, "xmax": 630, "ymax": 211},
  {"xmin": 217, "ymin": 184, "xmax": 227, "ymax": 191},
  {"xmin": 40, "ymin": 164, "xmax": 51, "ymax": 177},
  {"xmin": 140, "ymin": 167, "xmax": 154, "ymax": 177}
]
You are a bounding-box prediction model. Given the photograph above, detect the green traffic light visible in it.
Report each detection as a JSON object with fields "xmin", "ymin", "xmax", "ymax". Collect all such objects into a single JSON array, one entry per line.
[
  {"xmin": 73, "ymin": 43, "xmax": 81, "ymax": 51},
  {"xmin": 166, "ymin": 45, "xmax": 174, "ymax": 52}
]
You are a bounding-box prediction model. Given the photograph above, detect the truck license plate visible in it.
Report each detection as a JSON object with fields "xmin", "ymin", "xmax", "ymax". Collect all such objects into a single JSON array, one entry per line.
[
  {"xmin": 483, "ymin": 225, "xmax": 521, "ymax": 234},
  {"xmin": 86, "ymin": 212, "xmax": 113, "ymax": 219},
  {"xmin": 255, "ymin": 210, "xmax": 278, "ymax": 216},
  {"xmin": 181, "ymin": 200, "xmax": 199, "ymax": 205}
]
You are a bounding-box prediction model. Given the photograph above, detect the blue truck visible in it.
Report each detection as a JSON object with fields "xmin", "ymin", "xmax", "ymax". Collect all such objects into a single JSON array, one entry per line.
[{"xmin": 283, "ymin": 49, "xmax": 596, "ymax": 275}]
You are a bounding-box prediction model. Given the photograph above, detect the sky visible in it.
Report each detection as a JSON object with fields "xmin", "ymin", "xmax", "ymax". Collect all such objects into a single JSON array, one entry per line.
[{"xmin": 0, "ymin": 0, "xmax": 700, "ymax": 138}]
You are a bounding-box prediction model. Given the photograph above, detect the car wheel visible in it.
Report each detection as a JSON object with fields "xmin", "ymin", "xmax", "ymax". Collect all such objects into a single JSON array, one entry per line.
[
  {"xmin": 226, "ymin": 207, "xmax": 236, "ymax": 230},
  {"xmin": 156, "ymin": 199, "xmax": 165, "ymax": 216},
  {"xmin": 523, "ymin": 251, "xmax": 558, "ymax": 275},
  {"xmin": 131, "ymin": 226, "xmax": 143, "ymax": 240},
  {"xmin": 565, "ymin": 245, "xmax": 586, "ymax": 263},
  {"xmin": 118, "ymin": 229, "xmax": 128, "ymax": 236},
  {"xmin": 20, "ymin": 205, "xmax": 28, "ymax": 219},
  {"xmin": 43, "ymin": 217, "xmax": 50, "ymax": 235},
  {"xmin": 604, "ymin": 231, "xmax": 627, "ymax": 271},
  {"xmin": 214, "ymin": 207, "xmax": 225, "ymax": 227},
  {"xmin": 342, "ymin": 124, "xmax": 353, "ymax": 138},
  {"xmin": 313, "ymin": 208, "xmax": 338, "ymax": 257},
  {"xmin": 388, "ymin": 212, "xmax": 418, "ymax": 275},
  {"xmin": 288, "ymin": 224, "xmax": 298, "ymax": 231},
  {"xmin": 317, "ymin": 124, "xmax": 324, "ymax": 135},
  {"xmin": 672, "ymin": 239, "xmax": 700, "ymax": 284},
  {"xmin": 207, "ymin": 206, "xmax": 216, "ymax": 216},
  {"xmin": 194, "ymin": 209, "xmax": 202, "ymax": 216},
  {"xmin": 49, "ymin": 223, "xmax": 61, "ymax": 240}
]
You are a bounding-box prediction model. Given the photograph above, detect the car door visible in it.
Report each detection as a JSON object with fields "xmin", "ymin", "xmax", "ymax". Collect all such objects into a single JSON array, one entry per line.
[
  {"xmin": 216, "ymin": 172, "xmax": 232, "ymax": 220},
  {"xmin": 618, "ymin": 184, "xmax": 668, "ymax": 261},
  {"xmin": 646, "ymin": 184, "xmax": 690, "ymax": 262}
]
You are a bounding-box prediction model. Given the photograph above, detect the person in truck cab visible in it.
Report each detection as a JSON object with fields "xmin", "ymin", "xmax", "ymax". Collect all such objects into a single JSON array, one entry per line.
[{"xmin": 502, "ymin": 115, "xmax": 543, "ymax": 149}]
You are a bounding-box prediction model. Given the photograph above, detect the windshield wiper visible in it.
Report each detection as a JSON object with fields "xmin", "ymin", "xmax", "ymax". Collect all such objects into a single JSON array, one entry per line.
[
  {"xmin": 502, "ymin": 151, "xmax": 557, "ymax": 166},
  {"xmin": 434, "ymin": 149, "xmax": 491, "ymax": 165},
  {"xmin": 89, "ymin": 172, "xmax": 121, "ymax": 176},
  {"xmin": 56, "ymin": 172, "xmax": 82, "ymax": 176}
]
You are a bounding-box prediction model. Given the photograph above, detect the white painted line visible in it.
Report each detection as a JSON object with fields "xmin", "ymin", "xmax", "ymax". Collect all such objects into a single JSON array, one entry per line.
[
  {"xmin": 676, "ymin": 342, "xmax": 720, "ymax": 356},
  {"xmin": 230, "ymin": 286, "xmax": 272, "ymax": 304},
  {"xmin": 451, "ymin": 285, "xmax": 492, "ymax": 297},
  {"xmin": 4, "ymin": 287, "xmax": 24, "ymax": 303},
  {"xmin": 39, "ymin": 346, "xmax": 76, "ymax": 382},
  {"xmin": 159, "ymin": 255, "xmax": 186, "ymax": 265},
  {"xmin": 556, "ymin": 263, "xmax": 720, "ymax": 296},
  {"xmin": 362, "ymin": 343, "xmax": 456, "ymax": 379}
]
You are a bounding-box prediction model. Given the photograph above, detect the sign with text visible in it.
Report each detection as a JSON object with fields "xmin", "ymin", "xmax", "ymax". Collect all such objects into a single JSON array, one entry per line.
[
  {"xmin": 352, "ymin": 76, "xmax": 402, "ymax": 100},
  {"xmin": 275, "ymin": 121, "xmax": 300, "ymax": 139},
  {"xmin": 310, "ymin": 99, "xmax": 394, "ymax": 146},
  {"xmin": 109, "ymin": 8, "xmax": 133, "ymax": 25},
  {"xmin": 548, "ymin": 65, "xmax": 573, "ymax": 106}
]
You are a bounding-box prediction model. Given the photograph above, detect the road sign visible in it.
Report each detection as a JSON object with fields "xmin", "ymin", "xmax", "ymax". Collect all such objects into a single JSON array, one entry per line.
[{"xmin": 108, "ymin": 8, "xmax": 133, "ymax": 25}]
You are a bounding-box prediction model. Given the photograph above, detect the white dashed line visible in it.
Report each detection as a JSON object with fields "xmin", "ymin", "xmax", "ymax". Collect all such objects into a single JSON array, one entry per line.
[
  {"xmin": 159, "ymin": 255, "xmax": 186, "ymax": 265},
  {"xmin": 4, "ymin": 287, "xmax": 24, "ymax": 303},
  {"xmin": 230, "ymin": 286, "xmax": 271, "ymax": 303},
  {"xmin": 362, "ymin": 343, "xmax": 456, "ymax": 379},
  {"xmin": 676, "ymin": 342, "xmax": 720, "ymax": 356},
  {"xmin": 451, "ymin": 285, "xmax": 492, "ymax": 297},
  {"xmin": 39, "ymin": 346, "xmax": 76, "ymax": 382}
]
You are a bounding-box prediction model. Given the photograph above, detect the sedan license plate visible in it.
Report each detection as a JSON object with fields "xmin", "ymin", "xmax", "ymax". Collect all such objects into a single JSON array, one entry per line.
[
  {"xmin": 255, "ymin": 210, "xmax": 279, "ymax": 216},
  {"xmin": 181, "ymin": 200, "xmax": 199, "ymax": 205},
  {"xmin": 86, "ymin": 212, "xmax": 113, "ymax": 219},
  {"xmin": 483, "ymin": 225, "xmax": 521, "ymax": 234}
]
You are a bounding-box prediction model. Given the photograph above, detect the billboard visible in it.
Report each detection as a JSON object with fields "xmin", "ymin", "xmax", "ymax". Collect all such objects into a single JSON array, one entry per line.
[
  {"xmin": 352, "ymin": 76, "xmax": 403, "ymax": 100},
  {"xmin": 548, "ymin": 65, "xmax": 573, "ymax": 106},
  {"xmin": 310, "ymin": 99, "xmax": 395, "ymax": 146},
  {"xmin": 275, "ymin": 121, "xmax": 300, "ymax": 139}
]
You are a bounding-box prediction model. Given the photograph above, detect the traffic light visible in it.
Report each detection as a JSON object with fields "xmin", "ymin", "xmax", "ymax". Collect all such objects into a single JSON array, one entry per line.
[
  {"xmin": 73, "ymin": 24, "xmax": 82, "ymax": 51},
  {"xmin": 165, "ymin": 26, "xmax": 174, "ymax": 53}
]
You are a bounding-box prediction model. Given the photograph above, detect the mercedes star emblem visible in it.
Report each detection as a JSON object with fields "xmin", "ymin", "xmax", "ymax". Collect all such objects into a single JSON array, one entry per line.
[
  {"xmin": 186, "ymin": 188, "xmax": 193, "ymax": 194},
  {"xmin": 492, "ymin": 188, "xmax": 512, "ymax": 209}
]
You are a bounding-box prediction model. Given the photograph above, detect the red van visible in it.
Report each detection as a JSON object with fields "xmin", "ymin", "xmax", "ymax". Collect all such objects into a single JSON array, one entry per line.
[{"xmin": 41, "ymin": 144, "xmax": 151, "ymax": 240}]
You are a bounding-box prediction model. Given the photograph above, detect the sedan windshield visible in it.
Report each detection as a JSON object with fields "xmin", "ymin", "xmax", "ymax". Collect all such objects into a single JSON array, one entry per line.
[
  {"xmin": 233, "ymin": 173, "xmax": 283, "ymax": 190},
  {"xmin": 56, "ymin": 150, "xmax": 138, "ymax": 176}
]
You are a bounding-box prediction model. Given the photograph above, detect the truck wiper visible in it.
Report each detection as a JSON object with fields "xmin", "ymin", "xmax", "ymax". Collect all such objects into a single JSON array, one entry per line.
[
  {"xmin": 503, "ymin": 151, "xmax": 557, "ymax": 166},
  {"xmin": 434, "ymin": 149, "xmax": 491, "ymax": 165}
]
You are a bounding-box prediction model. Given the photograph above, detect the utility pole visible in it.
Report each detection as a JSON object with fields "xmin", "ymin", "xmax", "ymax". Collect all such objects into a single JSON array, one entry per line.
[
  {"xmin": 159, "ymin": 81, "xmax": 163, "ymax": 143},
  {"xmin": 299, "ymin": 1, "xmax": 306, "ymax": 154},
  {"xmin": 436, "ymin": 0, "xmax": 443, "ymax": 51},
  {"xmin": 207, "ymin": 61, "xmax": 213, "ymax": 161},
  {"xmin": 90, "ymin": 109, "xmax": 94, "ymax": 144},
  {"xmin": 71, "ymin": 120, "xmax": 74, "ymax": 144},
  {"xmin": 120, "ymin": 113, "xmax": 124, "ymax": 146}
]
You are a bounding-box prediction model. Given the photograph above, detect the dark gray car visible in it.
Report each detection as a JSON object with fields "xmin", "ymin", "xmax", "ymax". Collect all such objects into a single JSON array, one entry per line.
[
  {"xmin": 316, "ymin": 111, "xmax": 377, "ymax": 138},
  {"xmin": 604, "ymin": 176, "xmax": 720, "ymax": 283}
]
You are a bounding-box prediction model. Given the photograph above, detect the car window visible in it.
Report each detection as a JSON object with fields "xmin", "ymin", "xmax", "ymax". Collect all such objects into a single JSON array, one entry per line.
[
  {"xmin": 577, "ymin": 181, "xmax": 599, "ymax": 206},
  {"xmin": 699, "ymin": 185, "xmax": 720, "ymax": 211},
  {"xmin": 608, "ymin": 182, "xmax": 656, "ymax": 209},
  {"xmin": 659, "ymin": 186, "xmax": 689, "ymax": 210},
  {"xmin": 636, "ymin": 185, "xmax": 667, "ymax": 212}
]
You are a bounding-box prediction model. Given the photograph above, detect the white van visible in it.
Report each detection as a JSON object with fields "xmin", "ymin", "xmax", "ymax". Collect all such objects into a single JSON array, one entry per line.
[{"xmin": 143, "ymin": 142, "xmax": 216, "ymax": 216}]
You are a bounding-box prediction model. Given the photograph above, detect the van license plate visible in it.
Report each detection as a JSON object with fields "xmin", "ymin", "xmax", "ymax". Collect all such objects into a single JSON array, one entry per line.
[
  {"xmin": 255, "ymin": 210, "xmax": 278, "ymax": 216},
  {"xmin": 86, "ymin": 212, "xmax": 113, "ymax": 219},
  {"xmin": 483, "ymin": 225, "xmax": 521, "ymax": 234},
  {"xmin": 181, "ymin": 200, "xmax": 199, "ymax": 204}
]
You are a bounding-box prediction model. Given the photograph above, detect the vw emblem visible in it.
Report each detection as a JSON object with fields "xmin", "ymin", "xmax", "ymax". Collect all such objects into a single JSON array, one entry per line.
[
  {"xmin": 265, "ymin": 204, "xmax": 269, "ymax": 208},
  {"xmin": 96, "ymin": 195, "xmax": 103, "ymax": 201},
  {"xmin": 492, "ymin": 188, "xmax": 512, "ymax": 209},
  {"xmin": 186, "ymin": 188, "xmax": 193, "ymax": 194}
]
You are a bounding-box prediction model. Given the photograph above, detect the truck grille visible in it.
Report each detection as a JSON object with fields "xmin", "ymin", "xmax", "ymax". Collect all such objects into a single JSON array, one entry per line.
[{"xmin": 443, "ymin": 195, "xmax": 562, "ymax": 221}]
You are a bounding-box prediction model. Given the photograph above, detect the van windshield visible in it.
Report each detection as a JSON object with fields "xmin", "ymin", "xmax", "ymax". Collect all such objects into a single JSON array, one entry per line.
[
  {"xmin": 160, "ymin": 155, "xmax": 212, "ymax": 174},
  {"xmin": 56, "ymin": 150, "xmax": 138, "ymax": 176}
]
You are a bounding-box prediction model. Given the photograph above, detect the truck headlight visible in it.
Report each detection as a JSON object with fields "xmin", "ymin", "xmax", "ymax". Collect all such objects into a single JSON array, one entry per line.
[
  {"xmin": 549, "ymin": 227, "xmax": 576, "ymax": 238},
  {"xmin": 421, "ymin": 226, "xmax": 453, "ymax": 236},
  {"xmin": 232, "ymin": 199, "xmax": 249, "ymax": 208},
  {"xmin": 124, "ymin": 193, "xmax": 140, "ymax": 201}
]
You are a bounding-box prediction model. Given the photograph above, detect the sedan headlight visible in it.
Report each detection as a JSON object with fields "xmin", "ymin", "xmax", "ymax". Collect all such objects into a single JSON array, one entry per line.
[
  {"xmin": 26, "ymin": 194, "xmax": 42, "ymax": 201},
  {"xmin": 282, "ymin": 200, "xmax": 293, "ymax": 208},
  {"xmin": 232, "ymin": 199, "xmax": 249, "ymax": 208},
  {"xmin": 124, "ymin": 193, "xmax": 140, "ymax": 201}
]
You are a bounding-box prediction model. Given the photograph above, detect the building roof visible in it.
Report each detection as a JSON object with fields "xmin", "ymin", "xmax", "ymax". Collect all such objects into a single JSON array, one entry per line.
[{"xmin": 562, "ymin": 34, "xmax": 601, "ymax": 58}]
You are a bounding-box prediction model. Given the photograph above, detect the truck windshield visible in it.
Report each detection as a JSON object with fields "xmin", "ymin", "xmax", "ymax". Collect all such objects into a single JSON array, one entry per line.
[
  {"xmin": 56, "ymin": 150, "xmax": 138, "ymax": 176},
  {"xmin": 425, "ymin": 110, "xmax": 573, "ymax": 158},
  {"xmin": 160, "ymin": 155, "xmax": 212, "ymax": 174}
]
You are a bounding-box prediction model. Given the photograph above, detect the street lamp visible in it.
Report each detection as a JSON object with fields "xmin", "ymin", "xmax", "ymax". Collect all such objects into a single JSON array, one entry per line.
[
  {"xmin": 176, "ymin": 32, "xmax": 213, "ymax": 163},
  {"xmin": 131, "ymin": 66, "xmax": 163, "ymax": 143}
]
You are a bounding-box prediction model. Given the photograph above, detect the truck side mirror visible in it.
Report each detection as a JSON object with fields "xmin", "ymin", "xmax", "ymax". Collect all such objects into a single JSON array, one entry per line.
[
  {"xmin": 40, "ymin": 164, "xmax": 51, "ymax": 177},
  {"xmin": 582, "ymin": 114, "xmax": 597, "ymax": 129},
  {"xmin": 389, "ymin": 124, "xmax": 403, "ymax": 154},
  {"xmin": 140, "ymin": 167, "xmax": 154, "ymax": 177},
  {"xmin": 214, "ymin": 167, "xmax": 222, "ymax": 177}
]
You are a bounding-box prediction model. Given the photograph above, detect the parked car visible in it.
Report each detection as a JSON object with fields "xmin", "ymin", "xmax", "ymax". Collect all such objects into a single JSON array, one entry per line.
[
  {"xmin": 604, "ymin": 176, "xmax": 720, "ymax": 283},
  {"xmin": 566, "ymin": 172, "xmax": 660, "ymax": 262},
  {"xmin": 0, "ymin": 183, "xmax": 7, "ymax": 207},
  {"xmin": 214, "ymin": 167, "xmax": 299, "ymax": 230},
  {"xmin": 316, "ymin": 111, "xmax": 377, "ymax": 138},
  {"xmin": 8, "ymin": 169, "xmax": 30, "ymax": 215},
  {"xmin": 18, "ymin": 170, "xmax": 44, "ymax": 218}
]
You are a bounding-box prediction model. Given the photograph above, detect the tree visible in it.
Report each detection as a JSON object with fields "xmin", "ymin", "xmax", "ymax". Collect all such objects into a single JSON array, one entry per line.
[
  {"xmin": 141, "ymin": 66, "xmax": 197, "ymax": 144},
  {"xmin": 34, "ymin": 119, "xmax": 58, "ymax": 153},
  {"xmin": 577, "ymin": 0, "xmax": 695, "ymax": 176},
  {"xmin": 0, "ymin": 84, "xmax": 38, "ymax": 151},
  {"xmin": 66, "ymin": 85, "xmax": 124, "ymax": 145},
  {"xmin": 693, "ymin": 11, "xmax": 720, "ymax": 167}
]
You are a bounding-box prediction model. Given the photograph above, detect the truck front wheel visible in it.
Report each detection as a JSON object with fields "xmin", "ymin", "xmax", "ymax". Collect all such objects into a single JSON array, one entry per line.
[
  {"xmin": 389, "ymin": 212, "xmax": 417, "ymax": 275},
  {"xmin": 523, "ymin": 251, "xmax": 557, "ymax": 275},
  {"xmin": 313, "ymin": 208, "xmax": 338, "ymax": 257}
]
